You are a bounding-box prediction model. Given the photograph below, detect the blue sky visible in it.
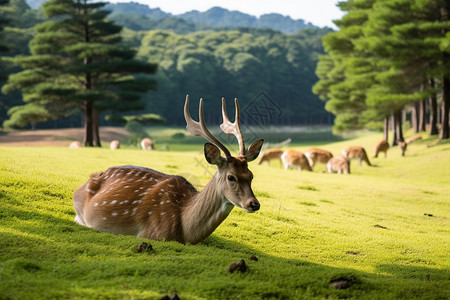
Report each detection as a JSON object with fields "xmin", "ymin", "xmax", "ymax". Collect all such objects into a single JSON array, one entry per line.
[{"xmin": 108, "ymin": 0, "xmax": 345, "ymax": 29}]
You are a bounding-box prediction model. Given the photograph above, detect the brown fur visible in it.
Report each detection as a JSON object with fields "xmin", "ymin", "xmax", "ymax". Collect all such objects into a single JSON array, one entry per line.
[
  {"xmin": 304, "ymin": 148, "xmax": 333, "ymax": 169},
  {"xmin": 374, "ymin": 140, "xmax": 389, "ymax": 158},
  {"xmin": 281, "ymin": 149, "xmax": 312, "ymax": 171},
  {"xmin": 110, "ymin": 140, "xmax": 120, "ymax": 150},
  {"xmin": 342, "ymin": 146, "xmax": 371, "ymax": 166},
  {"xmin": 141, "ymin": 138, "xmax": 154, "ymax": 150},
  {"xmin": 326, "ymin": 156, "xmax": 350, "ymax": 174},
  {"xmin": 258, "ymin": 149, "xmax": 284, "ymax": 166}
]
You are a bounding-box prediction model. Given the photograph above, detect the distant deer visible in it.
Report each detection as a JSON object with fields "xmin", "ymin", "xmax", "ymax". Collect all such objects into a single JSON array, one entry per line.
[
  {"xmin": 326, "ymin": 156, "xmax": 350, "ymax": 174},
  {"xmin": 373, "ymin": 140, "xmax": 389, "ymax": 158},
  {"xmin": 69, "ymin": 141, "xmax": 81, "ymax": 149},
  {"xmin": 110, "ymin": 140, "xmax": 120, "ymax": 150},
  {"xmin": 304, "ymin": 147, "xmax": 333, "ymax": 170},
  {"xmin": 281, "ymin": 149, "xmax": 312, "ymax": 171},
  {"xmin": 398, "ymin": 140, "xmax": 407, "ymax": 156},
  {"xmin": 258, "ymin": 149, "xmax": 284, "ymax": 167},
  {"xmin": 141, "ymin": 138, "xmax": 154, "ymax": 150},
  {"xmin": 342, "ymin": 146, "xmax": 371, "ymax": 166},
  {"xmin": 73, "ymin": 95, "xmax": 264, "ymax": 244}
]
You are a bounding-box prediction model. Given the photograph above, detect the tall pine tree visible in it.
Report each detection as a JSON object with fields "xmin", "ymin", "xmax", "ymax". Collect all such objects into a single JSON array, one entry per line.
[{"xmin": 2, "ymin": 0, "xmax": 157, "ymax": 146}]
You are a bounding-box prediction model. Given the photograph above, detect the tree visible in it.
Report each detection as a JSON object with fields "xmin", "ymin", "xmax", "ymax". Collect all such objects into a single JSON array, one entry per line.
[
  {"xmin": 2, "ymin": 0, "xmax": 157, "ymax": 146},
  {"xmin": 4, "ymin": 103, "xmax": 51, "ymax": 130}
]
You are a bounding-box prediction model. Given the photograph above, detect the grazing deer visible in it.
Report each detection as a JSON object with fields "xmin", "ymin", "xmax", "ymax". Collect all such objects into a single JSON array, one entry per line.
[
  {"xmin": 342, "ymin": 146, "xmax": 371, "ymax": 166},
  {"xmin": 405, "ymin": 135, "xmax": 422, "ymax": 144},
  {"xmin": 373, "ymin": 140, "xmax": 389, "ymax": 158},
  {"xmin": 281, "ymin": 149, "xmax": 312, "ymax": 171},
  {"xmin": 141, "ymin": 138, "xmax": 155, "ymax": 150},
  {"xmin": 326, "ymin": 156, "xmax": 350, "ymax": 174},
  {"xmin": 73, "ymin": 95, "xmax": 264, "ymax": 244},
  {"xmin": 398, "ymin": 140, "xmax": 407, "ymax": 156},
  {"xmin": 304, "ymin": 148, "xmax": 333, "ymax": 170},
  {"xmin": 110, "ymin": 140, "xmax": 120, "ymax": 150},
  {"xmin": 69, "ymin": 141, "xmax": 81, "ymax": 149},
  {"xmin": 258, "ymin": 149, "xmax": 284, "ymax": 167}
]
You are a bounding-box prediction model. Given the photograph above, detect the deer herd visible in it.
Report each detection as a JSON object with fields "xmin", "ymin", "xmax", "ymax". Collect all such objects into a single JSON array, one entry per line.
[{"xmin": 72, "ymin": 95, "xmax": 421, "ymax": 243}]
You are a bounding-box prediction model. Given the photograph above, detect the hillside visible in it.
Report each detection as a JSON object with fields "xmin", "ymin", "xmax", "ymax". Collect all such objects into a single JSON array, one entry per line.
[{"xmin": 25, "ymin": 1, "xmax": 319, "ymax": 33}]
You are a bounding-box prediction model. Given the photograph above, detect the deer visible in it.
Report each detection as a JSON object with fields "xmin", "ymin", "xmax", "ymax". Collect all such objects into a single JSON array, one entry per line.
[
  {"xmin": 141, "ymin": 138, "xmax": 155, "ymax": 150},
  {"xmin": 373, "ymin": 140, "xmax": 389, "ymax": 158},
  {"xmin": 398, "ymin": 140, "xmax": 407, "ymax": 156},
  {"xmin": 326, "ymin": 156, "xmax": 350, "ymax": 174},
  {"xmin": 72, "ymin": 95, "xmax": 264, "ymax": 245},
  {"xmin": 342, "ymin": 146, "xmax": 371, "ymax": 166},
  {"xmin": 304, "ymin": 147, "xmax": 333, "ymax": 170},
  {"xmin": 281, "ymin": 149, "xmax": 312, "ymax": 171},
  {"xmin": 69, "ymin": 141, "xmax": 81, "ymax": 149},
  {"xmin": 110, "ymin": 140, "xmax": 120, "ymax": 150},
  {"xmin": 258, "ymin": 149, "xmax": 284, "ymax": 167}
]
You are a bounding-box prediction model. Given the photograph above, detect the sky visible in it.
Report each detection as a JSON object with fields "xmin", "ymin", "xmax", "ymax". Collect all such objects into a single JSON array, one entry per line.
[{"xmin": 108, "ymin": 0, "xmax": 345, "ymax": 29}]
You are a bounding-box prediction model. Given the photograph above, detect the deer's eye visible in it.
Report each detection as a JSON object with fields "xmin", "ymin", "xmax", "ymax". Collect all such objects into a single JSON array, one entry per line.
[{"xmin": 227, "ymin": 175, "xmax": 236, "ymax": 182}]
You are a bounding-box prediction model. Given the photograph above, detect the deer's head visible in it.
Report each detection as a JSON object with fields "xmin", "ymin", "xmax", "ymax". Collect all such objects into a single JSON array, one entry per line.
[{"xmin": 185, "ymin": 95, "xmax": 264, "ymax": 213}]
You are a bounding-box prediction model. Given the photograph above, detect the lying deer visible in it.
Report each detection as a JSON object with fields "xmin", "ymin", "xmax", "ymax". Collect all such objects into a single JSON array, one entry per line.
[
  {"xmin": 73, "ymin": 96, "xmax": 264, "ymax": 244},
  {"xmin": 342, "ymin": 146, "xmax": 371, "ymax": 166},
  {"xmin": 258, "ymin": 149, "xmax": 284, "ymax": 167},
  {"xmin": 304, "ymin": 148, "xmax": 333, "ymax": 170},
  {"xmin": 373, "ymin": 140, "xmax": 389, "ymax": 158},
  {"xmin": 110, "ymin": 140, "xmax": 120, "ymax": 150},
  {"xmin": 141, "ymin": 138, "xmax": 154, "ymax": 150},
  {"xmin": 326, "ymin": 156, "xmax": 350, "ymax": 174},
  {"xmin": 281, "ymin": 149, "xmax": 312, "ymax": 171}
]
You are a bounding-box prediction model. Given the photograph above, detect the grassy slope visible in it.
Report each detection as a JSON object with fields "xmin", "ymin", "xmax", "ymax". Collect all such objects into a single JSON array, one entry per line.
[{"xmin": 0, "ymin": 133, "xmax": 449, "ymax": 299}]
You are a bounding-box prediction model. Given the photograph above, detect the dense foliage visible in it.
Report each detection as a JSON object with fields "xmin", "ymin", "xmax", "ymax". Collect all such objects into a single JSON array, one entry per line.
[
  {"xmin": 313, "ymin": 0, "xmax": 450, "ymax": 141},
  {"xmin": 2, "ymin": 0, "xmax": 157, "ymax": 146},
  {"xmin": 133, "ymin": 27, "xmax": 332, "ymax": 126}
]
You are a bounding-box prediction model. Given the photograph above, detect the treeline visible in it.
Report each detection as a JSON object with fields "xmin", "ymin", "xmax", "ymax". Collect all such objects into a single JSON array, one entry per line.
[
  {"xmin": 0, "ymin": 0, "xmax": 333, "ymax": 131},
  {"xmin": 130, "ymin": 27, "xmax": 332, "ymax": 125},
  {"xmin": 313, "ymin": 0, "xmax": 450, "ymax": 142}
]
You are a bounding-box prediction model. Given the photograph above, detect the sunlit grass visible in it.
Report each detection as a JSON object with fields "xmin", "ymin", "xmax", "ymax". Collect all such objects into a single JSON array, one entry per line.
[{"xmin": 0, "ymin": 132, "xmax": 449, "ymax": 299}]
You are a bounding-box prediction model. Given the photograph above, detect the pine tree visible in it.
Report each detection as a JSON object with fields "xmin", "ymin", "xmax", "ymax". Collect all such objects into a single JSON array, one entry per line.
[{"xmin": 2, "ymin": 0, "xmax": 157, "ymax": 146}]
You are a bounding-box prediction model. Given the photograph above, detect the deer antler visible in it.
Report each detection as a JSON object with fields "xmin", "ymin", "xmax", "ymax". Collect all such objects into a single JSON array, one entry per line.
[
  {"xmin": 220, "ymin": 98, "xmax": 245, "ymax": 156},
  {"xmin": 184, "ymin": 95, "xmax": 232, "ymax": 159}
]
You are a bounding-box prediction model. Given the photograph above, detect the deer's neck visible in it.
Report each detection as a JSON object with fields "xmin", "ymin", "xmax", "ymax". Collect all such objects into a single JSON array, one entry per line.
[{"xmin": 181, "ymin": 172, "xmax": 233, "ymax": 244}]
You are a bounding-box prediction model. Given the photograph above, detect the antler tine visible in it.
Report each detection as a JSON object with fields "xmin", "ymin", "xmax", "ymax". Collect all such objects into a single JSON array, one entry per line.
[
  {"xmin": 184, "ymin": 95, "xmax": 232, "ymax": 158},
  {"xmin": 220, "ymin": 98, "xmax": 245, "ymax": 156}
]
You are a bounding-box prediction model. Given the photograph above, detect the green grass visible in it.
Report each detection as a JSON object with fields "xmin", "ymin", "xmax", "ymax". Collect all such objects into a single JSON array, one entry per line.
[{"xmin": 1, "ymin": 132, "xmax": 449, "ymax": 299}]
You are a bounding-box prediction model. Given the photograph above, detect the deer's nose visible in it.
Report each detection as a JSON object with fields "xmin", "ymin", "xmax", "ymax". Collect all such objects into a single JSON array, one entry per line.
[{"xmin": 250, "ymin": 201, "xmax": 260, "ymax": 211}]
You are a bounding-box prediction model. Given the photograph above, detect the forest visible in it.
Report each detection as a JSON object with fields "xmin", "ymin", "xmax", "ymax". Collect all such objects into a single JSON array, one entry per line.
[
  {"xmin": 0, "ymin": 0, "xmax": 332, "ymax": 140},
  {"xmin": 1, "ymin": 0, "xmax": 449, "ymax": 145}
]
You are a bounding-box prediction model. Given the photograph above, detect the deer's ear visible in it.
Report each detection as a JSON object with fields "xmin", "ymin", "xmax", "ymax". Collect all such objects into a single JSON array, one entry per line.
[
  {"xmin": 245, "ymin": 139, "xmax": 264, "ymax": 162},
  {"xmin": 204, "ymin": 143, "xmax": 225, "ymax": 166}
]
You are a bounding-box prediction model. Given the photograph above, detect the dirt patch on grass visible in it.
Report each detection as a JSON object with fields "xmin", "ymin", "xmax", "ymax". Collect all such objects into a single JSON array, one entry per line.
[{"xmin": 0, "ymin": 127, "xmax": 130, "ymax": 147}]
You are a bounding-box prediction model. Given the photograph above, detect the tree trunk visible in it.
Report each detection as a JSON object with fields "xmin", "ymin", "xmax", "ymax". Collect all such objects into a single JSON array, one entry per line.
[
  {"xmin": 93, "ymin": 109, "xmax": 101, "ymax": 147},
  {"xmin": 383, "ymin": 117, "xmax": 389, "ymax": 141},
  {"xmin": 440, "ymin": 74, "xmax": 450, "ymax": 140},
  {"xmin": 391, "ymin": 112, "xmax": 398, "ymax": 146},
  {"xmin": 429, "ymin": 78, "xmax": 439, "ymax": 135},
  {"xmin": 83, "ymin": 101, "xmax": 94, "ymax": 147},
  {"xmin": 413, "ymin": 101, "xmax": 420, "ymax": 133},
  {"xmin": 419, "ymin": 99, "xmax": 426, "ymax": 132},
  {"xmin": 395, "ymin": 110, "xmax": 404, "ymax": 142}
]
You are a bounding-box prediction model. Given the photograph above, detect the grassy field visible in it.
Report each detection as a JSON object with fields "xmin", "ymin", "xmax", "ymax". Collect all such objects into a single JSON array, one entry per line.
[{"xmin": 0, "ymin": 131, "xmax": 449, "ymax": 299}]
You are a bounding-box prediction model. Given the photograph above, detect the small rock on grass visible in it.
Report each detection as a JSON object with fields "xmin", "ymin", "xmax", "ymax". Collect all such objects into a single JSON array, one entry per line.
[
  {"xmin": 228, "ymin": 259, "xmax": 247, "ymax": 273},
  {"xmin": 137, "ymin": 242, "xmax": 153, "ymax": 253},
  {"xmin": 249, "ymin": 255, "xmax": 258, "ymax": 261}
]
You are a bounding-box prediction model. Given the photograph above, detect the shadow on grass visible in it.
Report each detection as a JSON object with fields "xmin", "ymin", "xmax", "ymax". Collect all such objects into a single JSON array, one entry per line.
[{"xmin": 0, "ymin": 191, "xmax": 448, "ymax": 299}]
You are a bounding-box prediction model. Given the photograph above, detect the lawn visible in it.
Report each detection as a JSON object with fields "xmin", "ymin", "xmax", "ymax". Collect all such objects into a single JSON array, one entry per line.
[{"xmin": 0, "ymin": 131, "xmax": 449, "ymax": 299}]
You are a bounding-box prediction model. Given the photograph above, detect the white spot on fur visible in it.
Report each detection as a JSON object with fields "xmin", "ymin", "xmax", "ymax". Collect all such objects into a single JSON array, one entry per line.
[
  {"xmin": 124, "ymin": 185, "xmax": 130, "ymax": 189},
  {"xmin": 161, "ymin": 212, "xmax": 166, "ymax": 215},
  {"xmin": 160, "ymin": 201, "xmax": 164, "ymax": 205},
  {"xmin": 93, "ymin": 202, "xmax": 99, "ymax": 206},
  {"xmin": 168, "ymin": 184, "xmax": 174, "ymax": 188},
  {"xmin": 110, "ymin": 200, "xmax": 117, "ymax": 205},
  {"xmin": 148, "ymin": 211, "xmax": 152, "ymax": 215},
  {"xmin": 112, "ymin": 212, "xmax": 118, "ymax": 216},
  {"xmin": 101, "ymin": 201, "xmax": 107, "ymax": 205},
  {"xmin": 123, "ymin": 210, "xmax": 129, "ymax": 215},
  {"xmin": 119, "ymin": 200, "xmax": 129, "ymax": 205},
  {"xmin": 103, "ymin": 217, "xmax": 107, "ymax": 220}
]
